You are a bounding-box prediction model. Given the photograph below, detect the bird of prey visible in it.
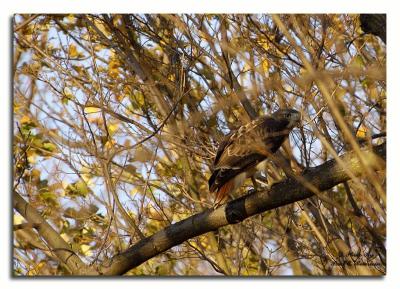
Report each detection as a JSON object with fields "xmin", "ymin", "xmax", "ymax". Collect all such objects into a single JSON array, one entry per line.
[{"xmin": 208, "ymin": 109, "xmax": 301, "ymax": 205}]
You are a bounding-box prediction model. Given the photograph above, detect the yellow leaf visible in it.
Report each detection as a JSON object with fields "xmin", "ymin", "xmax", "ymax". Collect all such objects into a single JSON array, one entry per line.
[
  {"xmin": 283, "ymin": 83, "xmax": 293, "ymax": 92},
  {"xmin": 14, "ymin": 102, "xmax": 22, "ymax": 113},
  {"xmin": 60, "ymin": 233, "xmax": 69, "ymax": 242},
  {"xmin": 335, "ymin": 87, "xmax": 347, "ymax": 99},
  {"xmin": 261, "ymin": 59, "xmax": 269, "ymax": 72},
  {"xmin": 257, "ymin": 40, "xmax": 269, "ymax": 51},
  {"xmin": 30, "ymin": 169, "xmax": 41, "ymax": 182},
  {"xmin": 27, "ymin": 154, "xmax": 37, "ymax": 164},
  {"xmin": 243, "ymin": 62, "xmax": 251, "ymax": 71},
  {"xmin": 43, "ymin": 142, "xmax": 57, "ymax": 152},
  {"xmin": 112, "ymin": 15, "xmax": 123, "ymax": 27},
  {"xmin": 37, "ymin": 261, "xmax": 45, "ymax": 270},
  {"xmin": 123, "ymin": 85, "xmax": 132, "ymax": 96},
  {"xmin": 81, "ymin": 173, "xmax": 93, "ymax": 187},
  {"xmin": 69, "ymin": 44, "xmax": 78, "ymax": 58},
  {"xmin": 75, "ymin": 181, "xmax": 90, "ymax": 196},
  {"xmin": 115, "ymin": 94, "xmax": 124, "ymax": 102},
  {"xmin": 20, "ymin": 115, "xmax": 31, "ymax": 124},
  {"xmin": 108, "ymin": 123, "xmax": 119, "ymax": 135},
  {"xmin": 14, "ymin": 214, "xmax": 25, "ymax": 225},
  {"xmin": 105, "ymin": 139, "xmax": 116, "ymax": 150},
  {"xmin": 135, "ymin": 91, "xmax": 145, "ymax": 106},
  {"xmin": 168, "ymin": 74, "xmax": 175, "ymax": 82},
  {"xmin": 73, "ymin": 64, "xmax": 83, "ymax": 74},
  {"xmin": 94, "ymin": 19, "xmax": 110, "ymax": 37},
  {"xmin": 80, "ymin": 244, "xmax": 92, "ymax": 256},
  {"xmin": 93, "ymin": 44, "xmax": 104, "ymax": 52},
  {"xmin": 84, "ymin": 106, "xmax": 101, "ymax": 114},
  {"xmin": 198, "ymin": 30, "xmax": 207, "ymax": 39},
  {"xmin": 65, "ymin": 14, "xmax": 76, "ymax": 24},
  {"xmin": 65, "ymin": 181, "xmax": 90, "ymax": 198},
  {"xmin": 356, "ymin": 124, "xmax": 368, "ymax": 139},
  {"xmin": 108, "ymin": 59, "xmax": 120, "ymax": 78},
  {"xmin": 61, "ymin": 180, "xmax": 69, "ymax": 189},
  {"xmin": 131, "ymin": 91, "xmax": 145, "ymax": 109},
  {"xmin": 63, "ymin": 87, "xmax": 74, "ymax": 98}
]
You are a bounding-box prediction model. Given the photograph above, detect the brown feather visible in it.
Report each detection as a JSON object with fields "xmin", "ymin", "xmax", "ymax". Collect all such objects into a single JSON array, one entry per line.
[
  {"xmin": 214, "ymin": 179, "xmax": 234, "ymax": 205},
  {"xmin": 208, "ymin": 109, "xmax": 300, "ymax": 205}
]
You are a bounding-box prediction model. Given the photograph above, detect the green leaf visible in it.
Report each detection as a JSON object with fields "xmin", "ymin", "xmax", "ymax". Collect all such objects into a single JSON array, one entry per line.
[
  {"xmin": 42, "ymin": 142, "xmax": 57, "ymax": 152},
  {"xmin": 65, "ymin": 181, "xmax": 91, "ymax": 198}
]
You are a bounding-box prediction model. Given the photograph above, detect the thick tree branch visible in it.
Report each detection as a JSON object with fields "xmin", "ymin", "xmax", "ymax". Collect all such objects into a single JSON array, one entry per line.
[
  {"xmin": 360, "ymin": 14, "xmax": 386, "ymax": 44},
  {"xmin": 98, "ymin": 143, "xmax": 386, "ymax": 275},
  {"xmin": 13, "ymin": 192, "xmax": 97, "ymax": 275}
]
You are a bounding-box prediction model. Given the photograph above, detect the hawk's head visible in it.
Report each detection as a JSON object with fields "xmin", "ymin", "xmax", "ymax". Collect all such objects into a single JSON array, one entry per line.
[{"xmin": 271, "ymin": 108, "xmax": 301, "ymax": 129}]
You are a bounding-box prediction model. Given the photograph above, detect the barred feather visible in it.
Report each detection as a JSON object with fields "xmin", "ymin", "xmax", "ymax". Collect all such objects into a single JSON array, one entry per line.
[{"xmin": 208, "ymin": 109, "xmax": 300, "ymax": 205}]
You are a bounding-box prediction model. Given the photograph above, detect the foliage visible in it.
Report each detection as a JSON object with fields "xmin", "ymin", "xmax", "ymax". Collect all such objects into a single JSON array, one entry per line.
[{"xmin": 13, "ymin": 14, "xmax": 386, "ymax": 276}]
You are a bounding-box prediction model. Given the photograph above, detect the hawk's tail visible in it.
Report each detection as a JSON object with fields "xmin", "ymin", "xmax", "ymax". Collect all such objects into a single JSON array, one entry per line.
[{"xmin": 213, "ymin": 180, "xmax": 234, "ymax": 206}]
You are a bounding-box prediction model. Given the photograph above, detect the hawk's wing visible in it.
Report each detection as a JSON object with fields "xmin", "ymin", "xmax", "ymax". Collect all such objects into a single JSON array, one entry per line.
[{"xmin": 209, "ymin": 116, "xmax": 290, "ymax": 204}]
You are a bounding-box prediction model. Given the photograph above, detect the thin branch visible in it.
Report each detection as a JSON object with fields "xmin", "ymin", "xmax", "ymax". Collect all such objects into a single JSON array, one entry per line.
[
  {"xmin": 14, "ymin": 14, "xmax": 40, "ymax": 32},
  {"xmin": 97, "ymin": 143, "xmax": 385, "ymax": 275}
]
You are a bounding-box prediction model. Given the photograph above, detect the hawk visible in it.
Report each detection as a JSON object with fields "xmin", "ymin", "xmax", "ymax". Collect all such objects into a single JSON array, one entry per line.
[{"xmin": 208, "ymin": 109, "xmax": 301, "ymax": 205}]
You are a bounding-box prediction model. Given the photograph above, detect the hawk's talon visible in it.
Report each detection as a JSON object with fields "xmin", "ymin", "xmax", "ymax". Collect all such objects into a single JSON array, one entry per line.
[{"xmin": 212, "ymin": 202, "xmax": 223, "ymax": 210}]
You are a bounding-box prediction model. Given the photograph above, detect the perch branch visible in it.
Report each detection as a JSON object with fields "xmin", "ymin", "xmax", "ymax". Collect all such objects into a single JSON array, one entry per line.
[{"xmin": 98, "ymin": 142, "xmax": 385, "ymax": 275}]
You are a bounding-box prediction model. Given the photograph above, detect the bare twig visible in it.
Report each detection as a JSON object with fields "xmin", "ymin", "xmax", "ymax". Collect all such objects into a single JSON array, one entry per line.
[{"xmin": 98, "ymin": 143, "xmax": 385, "ymax": 275}]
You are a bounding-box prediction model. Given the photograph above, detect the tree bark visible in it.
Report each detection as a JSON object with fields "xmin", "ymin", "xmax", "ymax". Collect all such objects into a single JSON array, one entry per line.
[
  {"xmin": 13, "ymin": 192, "xmax": 97, "ymax": 275},
  {"xmin": 360, "ymin": 14, "xmax": 386, "ymax": 44},
  {"xmin": 98, "ymin": 142, "xmax": 386, "ymax": 275}
]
